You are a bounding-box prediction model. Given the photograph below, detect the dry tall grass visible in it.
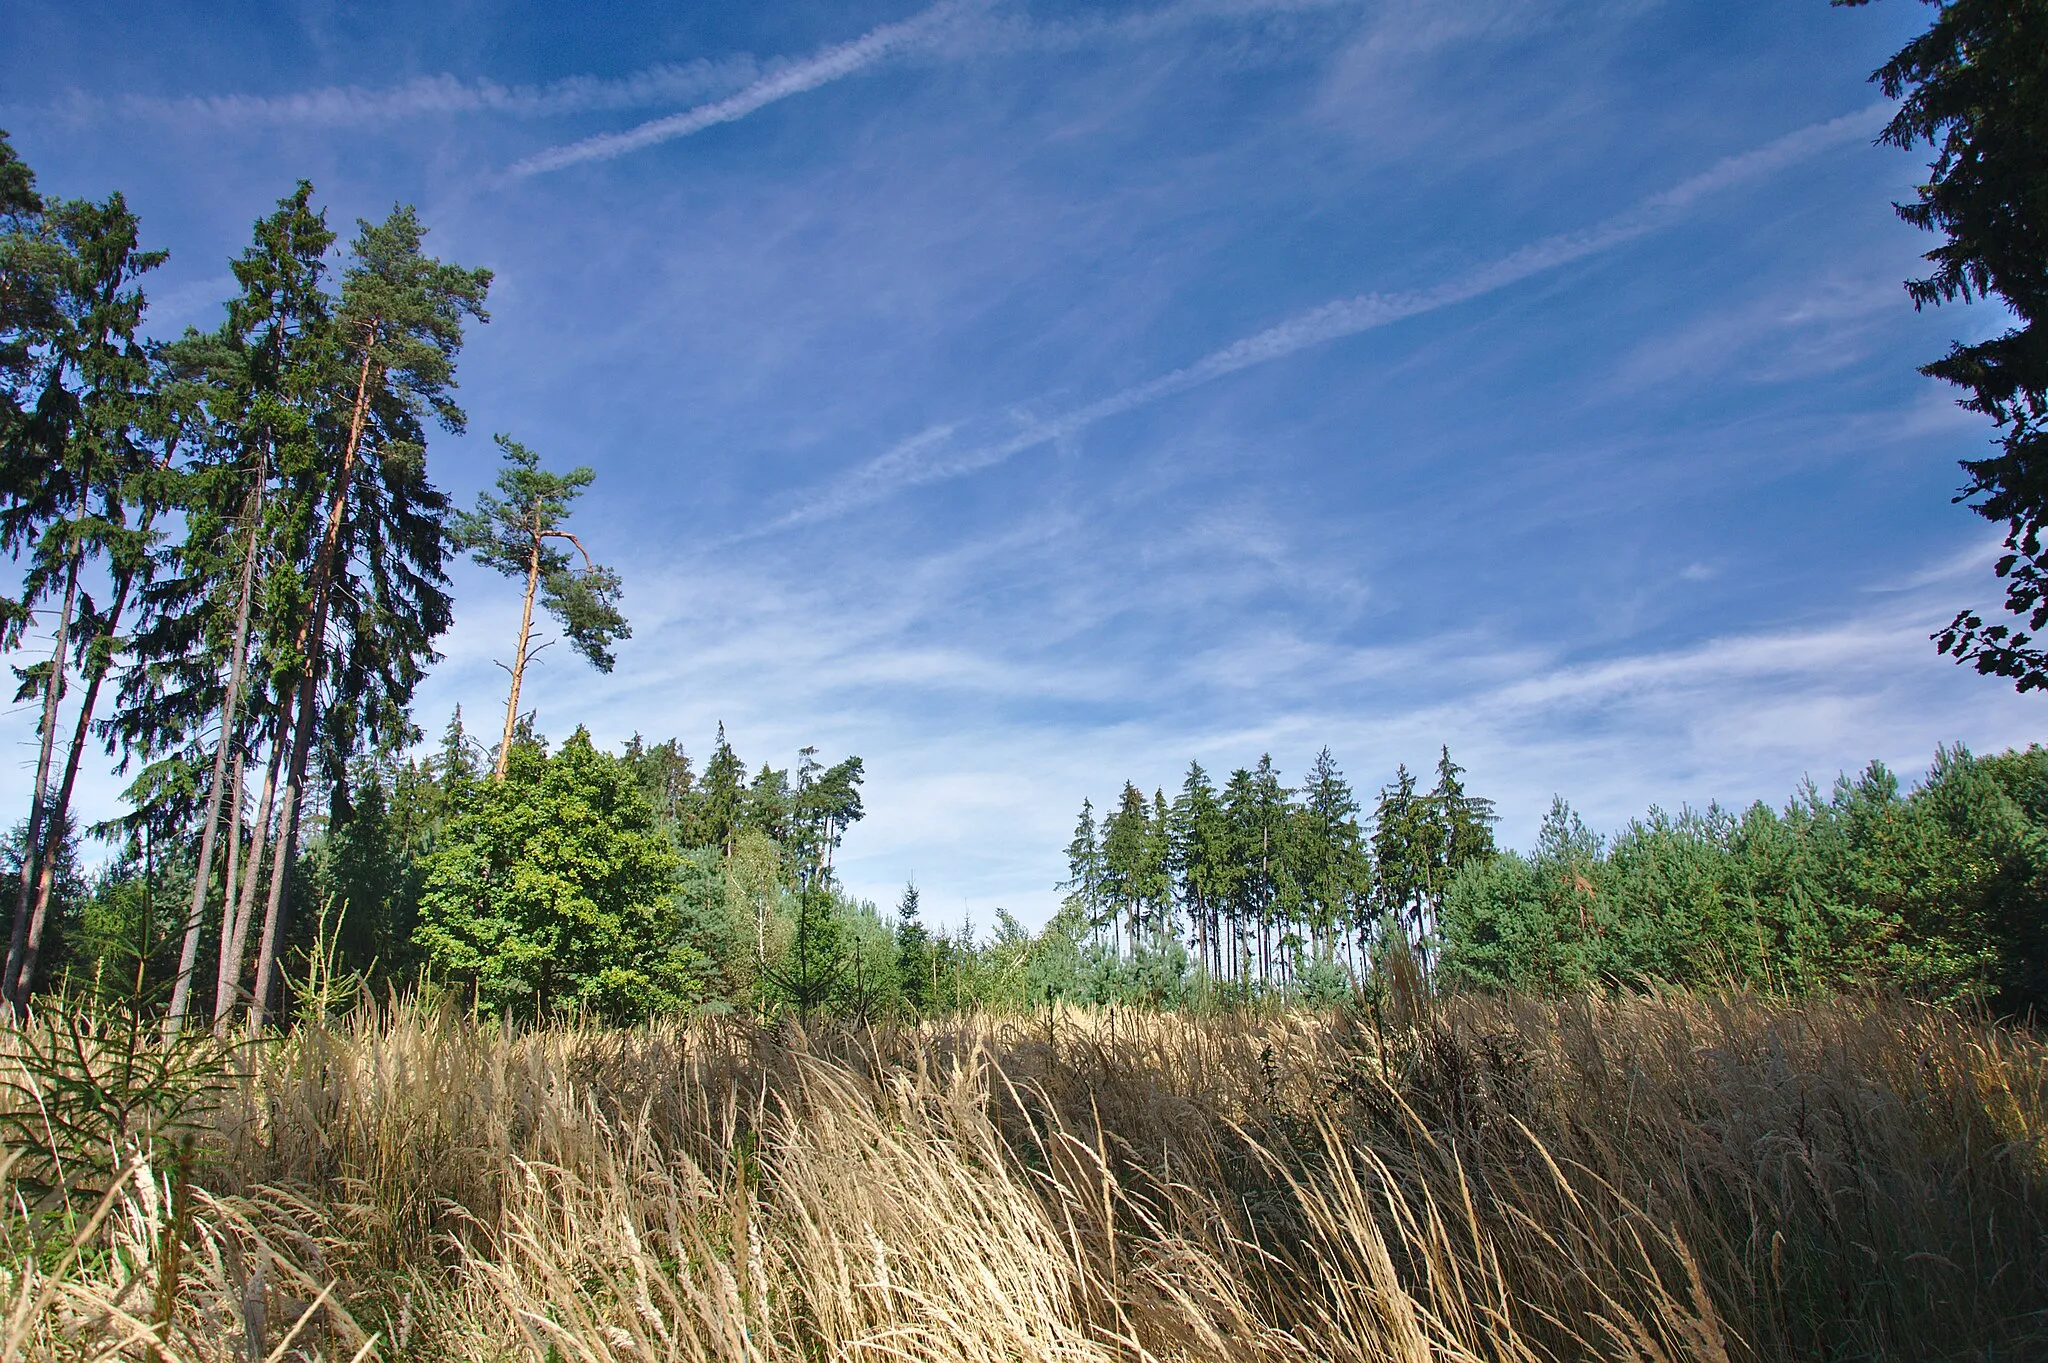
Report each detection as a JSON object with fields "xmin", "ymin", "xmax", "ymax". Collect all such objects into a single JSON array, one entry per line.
[{"xmin": 2, "ymin": 988, "xmax": 2043, "ymax": 1361}]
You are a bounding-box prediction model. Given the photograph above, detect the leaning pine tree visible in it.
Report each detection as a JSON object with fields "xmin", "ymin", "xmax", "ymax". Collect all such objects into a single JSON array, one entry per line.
[
  {"xmin": 453, "ymin": 433, "xmax": 628, "ymax": 781},
  {"xmin": 248, "ymin": 205, "xmax": 488, "ymax": 1032}
]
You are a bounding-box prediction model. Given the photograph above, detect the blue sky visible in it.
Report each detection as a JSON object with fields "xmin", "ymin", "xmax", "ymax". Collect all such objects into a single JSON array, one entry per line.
[{"xmin": 2, "ymin": 0, "xmax": 2039, "ymax": 927}]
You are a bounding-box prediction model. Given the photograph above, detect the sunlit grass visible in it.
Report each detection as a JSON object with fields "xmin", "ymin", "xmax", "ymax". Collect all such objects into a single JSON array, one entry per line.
[{"xmin": 2, "ymin": 989, "xmax": 2043, "ymax": 1360}]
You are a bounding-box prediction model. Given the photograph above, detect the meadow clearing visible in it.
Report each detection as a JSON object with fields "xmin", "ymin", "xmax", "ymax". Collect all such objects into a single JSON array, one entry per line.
[{"xmin": 3, "ymin": 985, "xmax": 2043, "ymax": 1362}]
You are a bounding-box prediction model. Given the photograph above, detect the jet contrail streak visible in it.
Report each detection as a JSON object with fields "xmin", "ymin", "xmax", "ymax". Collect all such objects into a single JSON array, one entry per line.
[
  {"xmin": 761, "ymin": 103, "xmax": 1892, "ymax": 532},
  {"xmin": 510, "ymin": 2, "xmax": 971, "ymax": 176}
]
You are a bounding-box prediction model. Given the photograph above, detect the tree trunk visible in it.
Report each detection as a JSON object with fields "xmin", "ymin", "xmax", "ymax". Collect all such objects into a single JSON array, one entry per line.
[
  {"xmin": 493, "ymin": 511, "xmax": 543, "ymax": 780},
  {"xmin": 21, "ymin": 552, "xmax": 139, "ymax": 1009},
  {"xmin": 216, "ymin": 726, "xmax": 281, "ymax": 1032},
  {"xmin": 4, "ymin": 528, "xmax": 84, "ymax": 1013},
  {"xmin": 167, "ymin": 478, "xmax": 264, "ymax": 1032},
  {"xmin": 249, "ymin": 344, "xmax": 377, "ymax": 1034},
  {"xmin": 216, "ymin": 749, "xmax": 244, "ymax": 1000}
]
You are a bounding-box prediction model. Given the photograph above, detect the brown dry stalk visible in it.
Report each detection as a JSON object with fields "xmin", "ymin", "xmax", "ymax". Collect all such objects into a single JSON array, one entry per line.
[{"xmin": 0, "ymin": 990, "xmax": 2041, "ymax": 1361}]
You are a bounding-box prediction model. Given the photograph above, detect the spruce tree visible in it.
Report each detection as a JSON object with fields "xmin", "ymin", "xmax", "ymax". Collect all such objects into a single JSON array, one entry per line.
[
  {"xmin": 1, "ymin": 186, "xmax": 165, "ymax": 1009},
  {"xmin": 144, "ymin": 185, "xmax": 334, "ymax": 1030},
  {"xmin": 1101, "ymin": 782, "xmax": 1151, "ymax": 959},
  {"xmin": 1169, "ymin": 762, "xmax": 1230, "ymax": 979},
  {"xmin": 1372, "ymin": 764, "xmax": 1426, "ymax": 954},
  {"xmin": 691, "ymin": 724, "xmax": 747, "ymax": 855},
  {"xmin": 1834, "ymin": 1, "xmax": 2048, "ymax": 687},
  {"xmin": 1059, "ymin": 799, "xmax": 1103, "ymax": 948},
  {"xmin": 895, "ymin": 879, "xmax": 931, "ymax": 1014},
  {"xmin": 1145, "ymin": 788, "xmax": 1173, "ymax": 947},
  {"xmin": 1296, "ymin": 746, "xmax": 1368, "ymax": 970}
]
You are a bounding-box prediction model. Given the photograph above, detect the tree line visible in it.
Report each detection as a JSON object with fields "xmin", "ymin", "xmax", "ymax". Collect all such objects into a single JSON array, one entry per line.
[
  {"xmin": 0, "ymin": 134, "xmax": 658, "ymax": 1028},
  {"xmin": 1056, "ymin": 747, "xmax": 1494, "ymax": 992}
]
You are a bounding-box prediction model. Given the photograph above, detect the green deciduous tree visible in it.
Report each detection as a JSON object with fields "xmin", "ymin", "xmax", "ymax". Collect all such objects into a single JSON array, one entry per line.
[{"xmin": 413, "ymin": 728, "xmax": 693, "ymax": 1020}]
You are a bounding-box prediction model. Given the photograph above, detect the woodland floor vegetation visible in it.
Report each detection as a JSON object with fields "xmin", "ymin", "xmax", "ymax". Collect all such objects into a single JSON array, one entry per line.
[{"xmin": 1, "ymin": 986, "xmax": 2043, "ymax": 1362}]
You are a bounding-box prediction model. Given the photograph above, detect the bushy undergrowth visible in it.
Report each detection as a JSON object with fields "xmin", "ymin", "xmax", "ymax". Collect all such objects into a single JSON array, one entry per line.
[{"xmin": 2, "ymin": 989, "xmax": 2044, "ymax": 1361}]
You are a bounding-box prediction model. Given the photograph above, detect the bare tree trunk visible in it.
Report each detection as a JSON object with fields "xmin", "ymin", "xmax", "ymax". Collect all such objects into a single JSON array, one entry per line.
[
  {"xmin": 492, "ymin": 513, "xmax": 543, "ymax": 780},
  {"xmin": 4, "ymin": 533, "xmax": 84, "ymax": 1013},
  {"xmin": 217, "ymin": 749, "xmax": 243, "ymax": 997},
  {"xmin": 21, "ymin": 553, "xmax": 139, "ymax": 1008},
  {"xmin": 249, "ymin": 346, "xmax": 376, "ymax": 1034},
  {"xmin": 168, "ymin": 479, "xmax": 264, "ymax": 1032},
  {"xmin": 250, "ymin": 673, "xmax": 314, "ymax": 1034},
  {"xmin": 216, "ymin": 727, "xmax": 281, "ymax": 1032}
]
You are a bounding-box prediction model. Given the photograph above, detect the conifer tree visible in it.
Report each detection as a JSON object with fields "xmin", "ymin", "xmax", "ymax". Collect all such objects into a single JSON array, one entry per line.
[
  {"xmin": 1145, "ymin": 788, "xmax": 1173, "ymax": 947},
  {"xmin": 1295, "ymin": 746, "xmax": 1368, "ymax": 969},
  {"xmin": 1059, "ymin": 799, "xmax": 1103, "ymax": 948},
  {"xmin": 1372, "ymin": 764, "xmax": 1427, "ymax": 953},
  {"xmin": 692, "ymin": 724, "xmax": 746, "ymax": 856},
  {"xmin": 794, "ymin": 752, "xmax": 865, "ymax": 878},
  {"xmin": 1169, "ymin": 763, "xmax": 1230, "ymax": 978},
  {"xmin": 1101, "ymin": 782, "xmax": 1151, "ymax": 959},
  {"xmin": 621, "ymin": 734, "xmax": 692, "ymax": 828},
  {"xmin": 1834, "ymin": 1, "xmax": 2048, "ymax": 687},
  {"xmin": 1431, "ymin": 746, "xmax": 1497, "ymax": 876},
  {"xmin": 454, "ymin": 434, "xmax": 627, "ymax": 780},
  {"xmin": 250, "ymin": 205, "xmax": 488, "ymax": 1031},
  {"xmin": 145, "ymin": 185, "xmax": 334, "ymax": 1030},
  {"xmin": 1238, "ymin": 757, "xmax": 1294, "ymax": 982},
  {"xmin": 895, "ymin": 879, "xmax": 931, "ymax": 1014},
  {"xmin": 1, "ymin": 185, "xmax": 165, "ymax": 1010}
]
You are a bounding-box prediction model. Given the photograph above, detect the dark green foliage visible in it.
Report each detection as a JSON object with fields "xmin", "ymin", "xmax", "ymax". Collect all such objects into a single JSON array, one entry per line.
[
  {"xmin": 1440, "ymin": 746, "xmax": 2048, "ymax": 1011},
  {"xmin": 894, "ymin": 880, "xmax": 932, "ymax": 1013},
  {"xmin": 413, "ymin": 728, "xmax": 695, "ymax": 1020},
  {"xmin": 0, "ymin": 993, "xmax": 226, "ymax": 1212},
  {"xmin": 766, "ymin": 882, "xmax": 847, "ymax": 1019},
  {"xmin": 303, "ymin": 759, "xmax": 434, "ymax": 985},
  {"xmin": 454, "ymin": 433, "xmax": 628, "ymax": 725},
  {"xmin": 0, "ymin": 174, "xmax": 169, "ymax": 1007},
  {"xmin": 622, "ymin": 733, "xmax": 694, "ymax": 826},
  {"xmin": 690, "ymin": 724, "xmax": 747, "ymax": 855},
  {"xmin": 1839, "ymin": 1, "xmax": 2048, "ymax": 685}
]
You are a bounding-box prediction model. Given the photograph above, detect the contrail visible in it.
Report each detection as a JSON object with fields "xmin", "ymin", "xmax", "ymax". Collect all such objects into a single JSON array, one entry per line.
[
  {"xmin": 119, "ymin": 60, "xmax": 759, "ymax": 129},
  {"xmin": 510, "ymin": 2, "xmax": 973, "ymax": 176},
  {"xmin": 760, "ymin": 103, "xmax": 1892, "ymax": 533}
]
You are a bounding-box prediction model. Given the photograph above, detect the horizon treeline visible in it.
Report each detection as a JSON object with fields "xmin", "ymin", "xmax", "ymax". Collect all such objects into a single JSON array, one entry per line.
[
  {"xmin": 1058, "ymin": 741, "xmax": 2048, "ymax": 1013},
  {"xmin": 0, "ymin": 134, "xmax": 662, "ymax": 1027},
  {"xmin": 1055, "ymin": 746, "xmax": 1493, "ymax": 993},
  {"xmin": 8, "ymin": 131, "xmax": 2048, "ymax": 1029}
]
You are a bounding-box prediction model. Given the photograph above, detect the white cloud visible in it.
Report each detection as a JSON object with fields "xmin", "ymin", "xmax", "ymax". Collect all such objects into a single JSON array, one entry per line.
[
  {"xmin": 114, "ymin": 62, "xmax": 761, "ymax": 128},
  {"xmin": 760, "ymin": 102, "xmax": 1892, "ymax": 532},
  {"xmin": 508, "ymin": 2, "xmax": 985, "ymax": 176}
]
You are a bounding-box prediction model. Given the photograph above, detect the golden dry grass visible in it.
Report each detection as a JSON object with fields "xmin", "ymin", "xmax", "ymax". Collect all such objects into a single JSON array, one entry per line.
[{"xmin": 2, "ymin": 988, "xmax": 2044, "ymax": 1361}]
